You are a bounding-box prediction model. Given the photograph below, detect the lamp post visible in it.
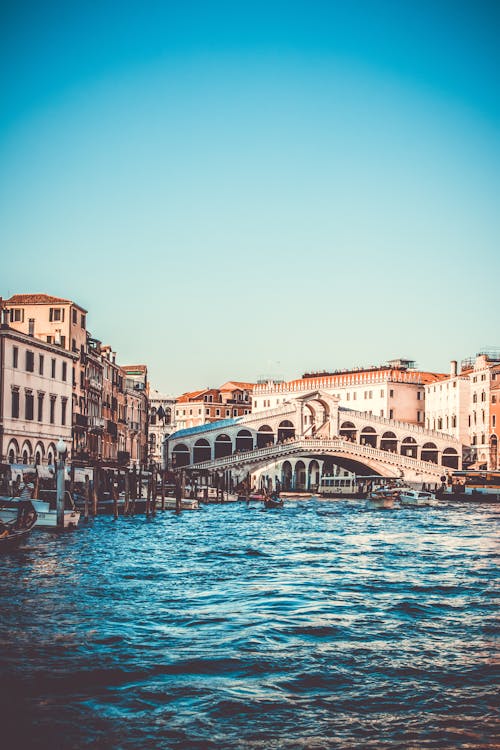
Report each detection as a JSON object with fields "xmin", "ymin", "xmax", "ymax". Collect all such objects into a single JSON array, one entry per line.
[{"xmin": 56, "ymin": 437, "xmax": 67, "ymax": 529}]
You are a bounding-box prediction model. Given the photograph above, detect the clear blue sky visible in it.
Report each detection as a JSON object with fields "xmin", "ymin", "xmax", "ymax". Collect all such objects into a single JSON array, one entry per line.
[{"xmin": 1, "ymin": 1, "xmax": 499, "ymax": 394}]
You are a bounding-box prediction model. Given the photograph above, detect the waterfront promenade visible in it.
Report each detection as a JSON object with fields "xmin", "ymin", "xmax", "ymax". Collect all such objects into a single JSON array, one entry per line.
[{"xmin": 0, "ymin": 499, "xmax": 498, "ymax": 749}]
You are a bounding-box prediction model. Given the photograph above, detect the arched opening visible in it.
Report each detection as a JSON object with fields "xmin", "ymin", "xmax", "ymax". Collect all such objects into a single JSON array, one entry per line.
[
  {"xmin": 421, "ymin": 442, "xmax": 438, "ymax": 463},
  {"xmin": 172, "ymin": 443, "xmax": 190, "ymax": 467},
  {"xmin": 47, "ymin": 443, "xmax": 57, "ymax": 467},
  {"xmin": 401, "ymin": 436, "xmax": 418, "ymax": 458},
  {"xmin": 193, "ymin": 438, "xmax": 211, "ymax": 463},
  {"xmin": 7, "ymin": 440, "xmax": 19, "ymax": 464},
  {"xmin": 8, "ymin": 448, "xmax": 15, "ymax": 464},
  {"xmin": 34, "ymin": 442, "xmax": 45, "ymax": 466},
  {"xmin": 21, "ymin": 441, "xmax": 32, "ymax": 465},
  {"xmin": 339, "ymin": 421, "xmax": 357, "ymax": 441},
  {"xmin": 281, "ymin": 461, "xmax": 292, "ymax": 491},
  {"xmin": 235, "ymin": 429, "xmax": 254, "ymax": 453},
  {"xmin": 360, "ymin": 427, "xmax": 377, "ymax": 448},
  {"xmin": 442, "ymin": 447, "xmax": 459, "ymax": 469},
  {"xmin": 257, "ymin": 425, "xmax": 274, "ymax": 449},
  {"xmin": 490, "ymin": 434, "xmax": 498, "ymax": 470},
  {"xmin": 277, "ymin": 420, "xmax": 295, "ymax": 443},
  {"xmin": 214, "ymin": 434, "xmax": 232, "ymax": 459},
  {"xmin": 308, "ymin": 460, "xmax": 320, "ymax": 491},
  {"xmin": 294, "ymin": 460, "xmax": 306, "ymax": 491},
  {"xmin": 380, "ymin": 431, "xmax": 397, "ymax": 452},
  {"xmin": 22, "ymin": 450, "xmax": 29, "ymax": 465}
]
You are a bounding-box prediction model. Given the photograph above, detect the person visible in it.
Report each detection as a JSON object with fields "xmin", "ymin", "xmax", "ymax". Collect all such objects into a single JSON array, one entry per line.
[{"xmin": 19, "ymin": 482, "xmax": 34, "ymax": 500}]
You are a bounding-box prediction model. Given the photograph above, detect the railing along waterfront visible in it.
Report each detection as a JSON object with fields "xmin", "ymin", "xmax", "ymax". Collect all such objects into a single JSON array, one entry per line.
[{"xmin": 190, "ymin": 438, "xmax": 445, "ymax": 477}]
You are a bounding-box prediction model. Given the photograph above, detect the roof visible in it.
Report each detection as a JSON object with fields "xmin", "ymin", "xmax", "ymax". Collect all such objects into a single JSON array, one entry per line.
[
  {"xmin": 168, "ymin": 418, "xmax": 241, "ymax": 440},
  {"xmin": 5, "ymin": 293, "xmax": 88, "ymax": 312},
  {"xmin": 219, "ymin": 381, "xmax": 256, "ymax": 391},
  {"xmin": 285, "ymin": 368, "xmax": 447, "ymax": 389},
  {"xmin": 176, "ymin": 389, "xmax": 210, "ymax": 403}
]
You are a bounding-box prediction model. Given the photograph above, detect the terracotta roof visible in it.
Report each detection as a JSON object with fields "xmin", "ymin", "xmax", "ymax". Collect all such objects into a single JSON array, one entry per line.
[
  {"xmin": 176, "ymin": 389, "xmax": 208, "ymax": 403},
  {"xmin": 5, "ymin": 293, "xmax": 87, "ymax": 312},
  {"xmin": 219, "ymin": 381, "xmax": 256, "ymax": 391}
]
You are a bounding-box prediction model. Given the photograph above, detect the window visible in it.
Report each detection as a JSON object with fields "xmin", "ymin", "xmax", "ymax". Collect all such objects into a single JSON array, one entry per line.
[
  {"xmin": 380, "ymin": 389, "xmax": 384, "ymax": 397},
  {"xmin": 60, "ymin": 336, "xmax": 66, "ymax": 348},
  {"xmin": 10, "ymin": 308, "xmax": 24, "ymax": 322},
  {"xmin": 47, "ymin": 336, "xmax": 52, "ymax": 344},
  {"xmin": 493, "ymin": 415, "xmax": 496, "ymax": 428},
  {"xmin": 72, "ymin": 338, "xmax": 77, "ymax": 352},
  {"xmin": 26, "ymin": 350, "xmax": 34, "ymax": 372},
  {"xmin": 417, "ymin": 391, "xmax": 422, "ymax": 400},
  {"xmin": 12, "ymin": 347, "xmax": 18, "ymax": 368},
  {"xmin": 37, "ymin": 393, "xmax": 44, "ymax": 422},
  {"xmin": 81, "ymin": 314, "xmax": 86, "ymax": 329},
  {"xmin": 51, "ymin": 359, "xmax": 56, "ymax": 378},
  {"xmin": 50, "ymin": 396, "xmax": 56, "ymax": 424},
  {"xmin": 25, "ymin": 390, "xmax": 34, "ymax": 420},
  {"xmin": 49, "ymin": 307, "xmax": 64, "ymax": 322},
  {"xmin": 353, "ymin": 392, "xmax": 356, "ymax": 400},
  {"xmin": 11, "ymin": 389, "xmax": 19, "ymax": 418},
  {"xmin": 417, "ymin": 411, "xmax": 422, "ymax": 421},
  {"xmin": 452, "ymin": 415, "xmax": 457, "ymax": 428},
  {"xmin": 39, "ymin": 355, "xmax": 44, "ymax": 375},
  {"xmin": 206, "ymin": 409, "xmax": 210, "ymax": 415},
  {"xmin": 346, "ymin": 393, "xmax": 350, "ymax": 401},
  {"xmin": 389, "ymin": 409, "xmax": 394, "ymax": 419},
  {"xmin": 62, "ymin": 362, "xmax": 67, "ymax": 381},
  {"xmin": 389, "ymin": 389, "xmax": 394, "ymax": 398},
  {"xmin": 72, "ymin": 309, "xmax": 77, "ymax": 324},
  {"xmin": 216, "ymin": 409, "xmax": 220, "ymax": 416},
  {"xmin": 61, "ymin": 397, "xmax": 67, "ymax": 425},
  {"xmin": 493, "ymin": 396, "xmax": 497, "ymax": 404}
]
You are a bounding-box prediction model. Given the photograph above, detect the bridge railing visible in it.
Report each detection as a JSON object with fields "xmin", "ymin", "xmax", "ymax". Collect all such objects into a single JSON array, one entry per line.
[
  {"xmin": 189, "ymin": 437, "xmax": 445, "ymax": 476},
  {"xmin": 339, "ymin": 408, "xmax": 458, "ymax": 442}
]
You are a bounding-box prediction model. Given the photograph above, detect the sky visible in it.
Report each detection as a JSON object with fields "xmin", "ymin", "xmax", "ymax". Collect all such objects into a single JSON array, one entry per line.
[{"xmin": 1, "ymin": 0, "xmax": 499, "ymax": 395}]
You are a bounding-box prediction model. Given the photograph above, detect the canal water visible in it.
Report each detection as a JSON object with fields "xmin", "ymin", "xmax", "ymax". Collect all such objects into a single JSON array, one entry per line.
[{"xmin": 0, "ymin": 499, "xmax": 498, "ymax": 749}]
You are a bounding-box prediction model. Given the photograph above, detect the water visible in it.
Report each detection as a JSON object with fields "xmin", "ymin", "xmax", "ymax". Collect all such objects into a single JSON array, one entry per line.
[{"xmin": 0, "ymin": 499, "xmax": 498, "ymax": 749}]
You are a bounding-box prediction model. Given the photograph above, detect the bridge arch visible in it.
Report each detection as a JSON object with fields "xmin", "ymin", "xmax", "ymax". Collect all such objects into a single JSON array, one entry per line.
[
  {"xmin": 214, "ymin": 434, "xmax": 232, "ymax": 459},
  {"xmin": 236, "ymin": 429, "xmax": 254, "ymax": 452},
  {"xmin": 401, "ymin": 436, "xmax": 418, "ymax": 458},
  {"xmin": 278, "ymin": 420, "xmax": 295, "ymax": 442},
  {"xmin": 193, "ymin": 439, "xmax": 211, "ymax": 463},
  {"xmin": 380, "ymin": 431, "xmax": 397, "ymax": 452},
  {"xmin": 360, "ymin": 426, "xmax": 377, "ymax": 448},
  {"xmin": 295, "ymin": 460, "xmax": 306, "ymax": 490},
  {"xmin": 172, "ymin": 443, "xmax": 190, "ymax": 467},
  {"xmin": 442, "ymin": 447, "xmax": 459, "ymax": 469},
  {"xmin": 257, "ymin": 425, "xmax": 274, "ymax": 449},
  {"xmin": 339, "ymin": 421, "xmax": 357, "ymax": 441},
  {"xmin": 281, "ymin": 460, "xmax": 293, "ymax": 491},
  {"xmin": 421, "ymin": 442, "xmax": 438, "ymax": 463}
]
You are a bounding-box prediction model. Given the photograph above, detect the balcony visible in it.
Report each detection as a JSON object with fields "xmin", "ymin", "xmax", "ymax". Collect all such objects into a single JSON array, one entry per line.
[
  {"xmin": 88, "ymin": 416, "xmax": 105, "ymax": 431},
  {"xmin": 73, "ymin": 413, "xmax": 88, "ymax": 428},
  {"xmin": 85, "ymin": 377, "xmax": 102, "ymax": 392}
]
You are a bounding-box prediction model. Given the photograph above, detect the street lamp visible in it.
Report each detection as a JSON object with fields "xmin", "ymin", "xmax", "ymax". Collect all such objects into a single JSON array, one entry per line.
[{"xmin": 56, "ymin": 438, "xmax": 67, "ymax": 529}]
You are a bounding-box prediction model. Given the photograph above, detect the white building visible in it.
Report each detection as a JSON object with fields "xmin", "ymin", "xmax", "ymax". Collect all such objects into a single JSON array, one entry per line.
[
  {"xmin": 0, "ymin": 315, "xmax": 76, "ymax": 467},
  {"xmin": 424, "ymin": 361, "xmax": 470, "ymax": 445},
  {"xmin": 253, "ymin": 359, "xmax": 445, "ymax": 430},
  {"xmin": 148, "ymin": 389, "xmax": 176, "ymax": 467}
]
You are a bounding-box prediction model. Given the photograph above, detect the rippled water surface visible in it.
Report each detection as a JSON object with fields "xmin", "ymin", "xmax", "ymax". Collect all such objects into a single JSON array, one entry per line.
[{"xmin": 1, "ymin": 499, "xmax": 499, "ymax": 749}]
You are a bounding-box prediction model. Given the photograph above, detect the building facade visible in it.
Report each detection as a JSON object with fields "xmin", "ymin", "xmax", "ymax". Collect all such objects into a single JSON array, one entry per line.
[{"xmin": 0, "ymin": 314, "xmax": 75, "ymax": 467}]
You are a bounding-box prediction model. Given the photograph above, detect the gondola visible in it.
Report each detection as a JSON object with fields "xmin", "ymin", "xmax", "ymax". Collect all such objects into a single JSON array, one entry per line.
[
  {"xmin": 0, "ymin": 500, "xmax": 37, "ymax": 551},
  {"xmin": 264, "ymin": 495, "xmax": 284, "ymax": 509}
]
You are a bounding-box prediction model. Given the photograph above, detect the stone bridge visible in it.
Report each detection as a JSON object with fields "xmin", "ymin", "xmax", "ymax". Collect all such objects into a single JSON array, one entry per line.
[{"xmin": 164, "ymin": 390, "xmax": 462, "ymax": 487}]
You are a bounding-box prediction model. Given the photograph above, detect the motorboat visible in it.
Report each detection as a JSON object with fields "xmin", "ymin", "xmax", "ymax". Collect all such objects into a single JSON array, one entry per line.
[
  {"xmin": 0, "ymin": 500, "xmax": 37, "ymax": 550},
  {"xmin": 0, "ymin": 490, "xmax": 80, "ymax": 529},
  {"xmin": 399, "ymin": 489, "xmax": 436, "ymax": 507},
  {"xmin": 163, "ymin": 497, "xmax": 200, "ymax": 510},
  {"xmin": 367, "ymin": 487, "xmax": 399, "ymax": 509}
]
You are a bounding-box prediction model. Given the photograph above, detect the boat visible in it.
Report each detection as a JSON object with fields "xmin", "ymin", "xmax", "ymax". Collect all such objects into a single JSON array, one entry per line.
[
  {"xmin": 399, "ymin": 489, "xmax": 436, "ymax": 507},
  {"xmin": 319, "ymin": 474, "xmax": 384, "ymax": 499},
  {"xmin": 0, "ymin": 490, "xmax": 80, "ymax": 529},
  {"xmin": 264, "ymin": 494, "xmax": 284, "ymax": 509},
  {"xmin": 0, "ymin": 500, "xmax": 37, "ymax": 550},
  {"xmin": 163, "ymin": 497, "xmax": 200, "ymax": 510},
  {"xmin": 367, "ymin": 487, "xmax": 399, "ymax": 509},
  {"xmin": 437, "ymin": 470, "xmax": 500, "ymax": 503}
]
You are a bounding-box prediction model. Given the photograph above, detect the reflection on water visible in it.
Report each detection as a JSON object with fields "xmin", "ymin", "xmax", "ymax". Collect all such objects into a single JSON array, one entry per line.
[{"xmin": 0, "ymin": 499, "xmax": 498, "ymax": 749}]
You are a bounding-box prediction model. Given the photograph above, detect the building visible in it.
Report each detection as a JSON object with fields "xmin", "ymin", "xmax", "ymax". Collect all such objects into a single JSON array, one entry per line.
[
  {"xmin": 424, "ymin": 360, "xmax": 471, "ymax": 444},
  {"xmin": 174, "ymin": 382, "xmax": 255, "ymax": 430},
  {"xmin": 253, "ymin": 359, "xmax": 444, "ymax": 429},
  {"xmin": 0, "ymin": 309, "xmax": 75, "ymax": 467},
  {"xmin": 2, "ymin": 293, "xmax": 89, "ymax": 457},
  {"xmin": 148, "ymin": 389, "xmax": 176, "ymax": 468}
]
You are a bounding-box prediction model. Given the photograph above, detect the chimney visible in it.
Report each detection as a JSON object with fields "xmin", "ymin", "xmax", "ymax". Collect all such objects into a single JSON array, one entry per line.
[
  {"xmin": 450, "ymin": 360, "xmax": 457, "ymax": 377},
  {"xmin": 28, "ymin": 318, "xmax": 35, "ymax": 336},
  {"xmin": 1, "ymin": 306, "xmax": 9, "ymax": 328}
]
